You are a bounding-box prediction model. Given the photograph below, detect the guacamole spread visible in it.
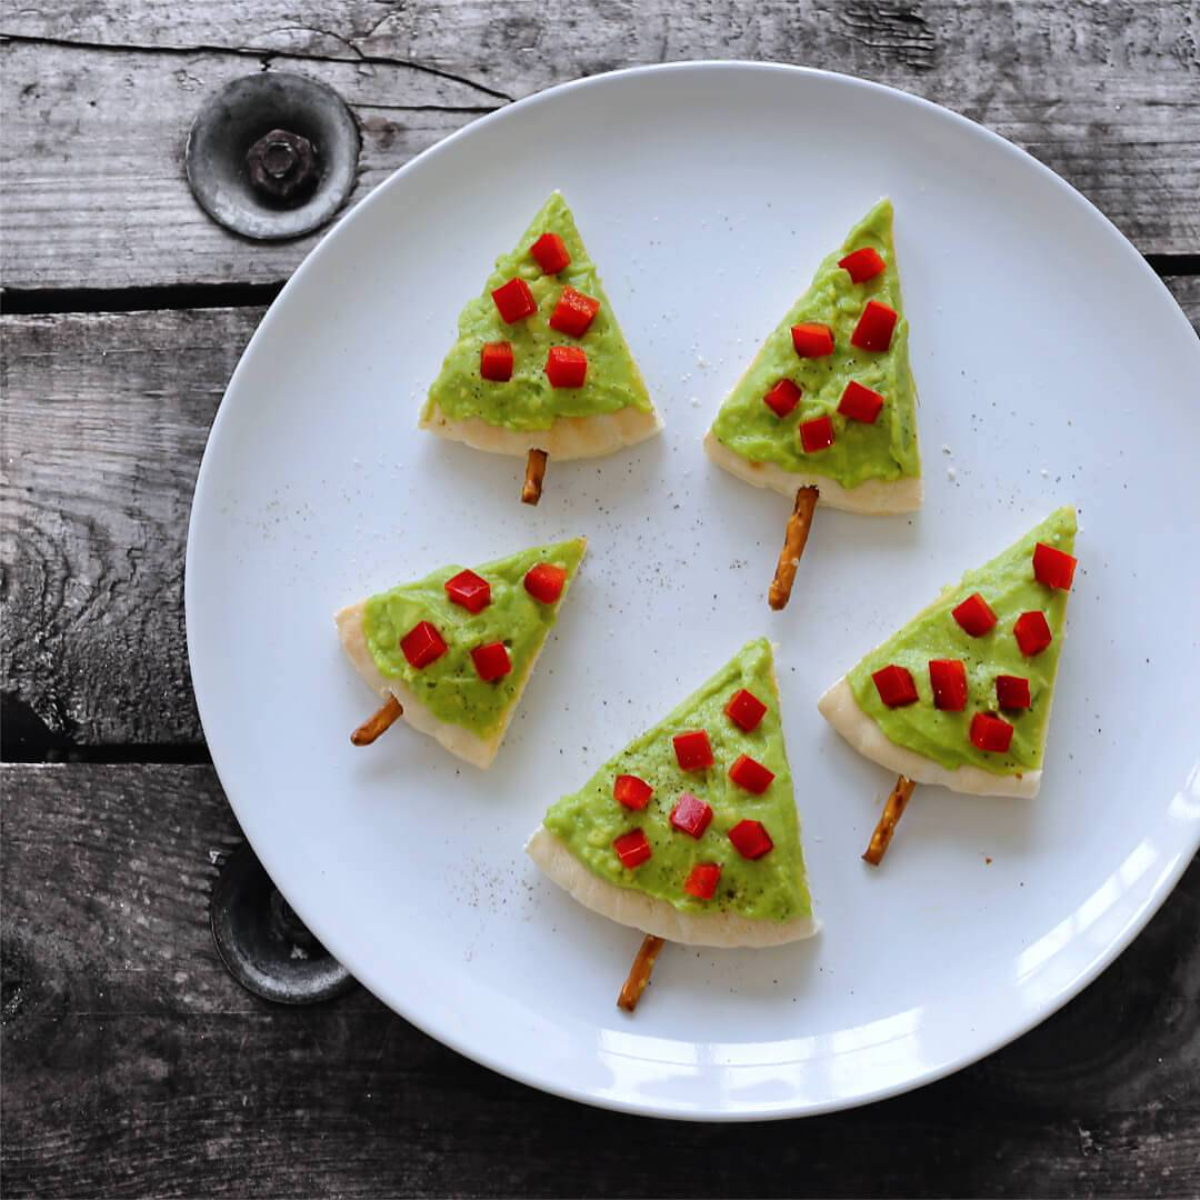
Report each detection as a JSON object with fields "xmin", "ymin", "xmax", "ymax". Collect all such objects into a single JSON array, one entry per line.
[
  {"xmin": 543, "ymin": 639, "xmax": 813, "ymax": 923},
  {"xmin": 847, "ymin": 508, "xmax": 1077, "ymax": 774},
  {"xmin": 362, "ymin": 537, "xmax": 585, "ymax": 736},
  {"xmin": 422, "ymin": 193, "xmax": 653, "ymax": 432},
  {"xmin": 710, "ymin": 199, "xmax": 920, "ymax": 490}
]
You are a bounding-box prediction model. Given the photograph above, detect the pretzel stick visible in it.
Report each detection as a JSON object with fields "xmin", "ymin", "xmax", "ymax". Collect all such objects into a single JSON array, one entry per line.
[
  {"xmin": 768, "ymin": 486, "xmax": 819, "ymax": 610},
  {"xmin": 351, "ymin": 694, "xmax": 403, "ymax": 746},
  {"xmin": 862, "ymin": 775, "xmax": 916, "ymax": 865},
  {"xmin": 617, "ymin": 934, "xmax": 665, "ymax": 1013},
  {"xmin": 521, "ymin": 448, "xmax": 548, "ymax": 506}
]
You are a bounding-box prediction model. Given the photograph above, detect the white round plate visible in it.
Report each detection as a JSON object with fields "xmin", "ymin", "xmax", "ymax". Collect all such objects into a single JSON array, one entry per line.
[{"xmin": 187, "ymin": 62, "xmax": 1200, "ymax": 1120}]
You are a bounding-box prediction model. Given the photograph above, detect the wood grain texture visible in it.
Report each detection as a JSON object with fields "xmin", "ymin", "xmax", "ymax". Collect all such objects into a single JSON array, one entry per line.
[
  {"xmin": 3, "ymin": 0, "xmax": 1198, "ymax": 290},
  {"xmin": 4, "ymin": 286, "xmax": 1197, "ymax": 751},
  {"xmin": 1, "ymin": 763, "xmax": 1197, "ymax": 1198}
]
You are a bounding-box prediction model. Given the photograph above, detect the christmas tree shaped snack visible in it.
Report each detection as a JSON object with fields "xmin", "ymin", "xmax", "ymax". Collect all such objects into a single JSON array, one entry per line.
[
  {"xmin": 705, "ymin": 199, "xmax": 922, "ymax": 608},
  {"xmin": 527, "ymin": 638, "xmax": 817, "ymax": 1012},
  {"xmin": 336, "ymin": 538, "xmax": 585, "ymax": 767},
  {"xmin": 818, "ymin": 508, "xmax": 1078, "ymax": 863},
  {"xmin": 420, "ymin": 192, "xmax": 661, "ymax": 505}
]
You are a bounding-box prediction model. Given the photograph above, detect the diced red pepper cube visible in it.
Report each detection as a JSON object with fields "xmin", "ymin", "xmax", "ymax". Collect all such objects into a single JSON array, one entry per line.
[
  {"xmin": 928, "ymin": 658, "xmax": 968, "ymax": 711},
  {"xmin": 872, "ymin": 664, "xmax": 919, "ymax": 708},
  {"xmin": 728, "ymin": 754, "xmax": 775, "ymax": 794},
  {"xmin": 480, "ymin": 341, "xmax": 513, "ymax": 382},
  {"xmin": 1033, "ymin": 542, "xmax": 1077, "ymax": 591},
  {"xmin": 952, "ymin": 593, "xmax": 998, "ymax": 637},
  {"xmin": 470, "ymin": 641, "xmax": 512, "ymax": 682},
  {"xmin": 763, "ymin": 378, "xmax": 802, "ymax": 418},
  {"xmin": 444, "ymin": 568, "xmax": 491, "ymax": 614},
  {"xmin": 673, "ymin": 730, "xmax": 713, "ymax": 771},
  {"xmin": 838, "ymin": 246, "xmax": 887, "ymax": 283},
  {"xmin": 669, "ymin": 792, "xmax": 713, "ymax": 839},
  {"xmin": 1014, "ymin": 611, "xmax": 1053, "ymax": 657},
  {"xmin": 725, "ymin": 688, "xmax": 767, "ymax": 732},
  {"xmin": 850, "ymin": 300, "xmax": 898, "ymax": 352},
  {"xmin": 530, "ymin": 232, "xmax": 570, "ymax": 275},
  {"xmin": 970, "ymin": 712, "xmax": 1014, "ymax": 754},
  {"xmin": 545, "ymin": 345, "xmax": 587, "ymax": 388},
  {"xmin": 613, "ymin": 774, "xmax": 653, "ymax": 811},
  {"xmin": 613, "ymin": 829, "xmax": 652, "ymax": 869},
  {"xmin": 491, "ymin": 277, "xmax": 537, "ymax": 324},
  {"xmin": 996, "ymin": 675, "xmax": 1032, "ymax": 710},
  {"xmin": 799, "ymin": 415, "xmax": 835, "ymax": 453},
  {"xmin": 683, "ymin": 862, "xmax": 722, "ymax": 901},
  {"xmin": 729, "ymin": 819, "xmax": 773, "ymax": 860},
  {"xmin": 791, "ymin": 323, "xmax": 835, "ymax": 357},
  {"xmin": 523, "ymin": 562, "xmax": 567, "ymax": 604},
  {"xmin": 837, "ymin": 380, "xmax": 885, "ymax": 424},
  {"xmin": 548, "ymin": 287, "xmax": 599, "ymax": 338},
  {"xmin": 400, "ymin": 621, "xmax": 447, "ymax": 669}
]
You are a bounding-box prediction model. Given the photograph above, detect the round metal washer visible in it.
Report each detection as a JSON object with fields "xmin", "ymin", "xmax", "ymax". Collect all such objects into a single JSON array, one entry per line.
[
  {"xmin": 185, "ymin": 72, "xmax": 360, "ymax": 241},
  {"xmin": 210, "ymin": 842, "xmax": 357, "ymax": 1004}
]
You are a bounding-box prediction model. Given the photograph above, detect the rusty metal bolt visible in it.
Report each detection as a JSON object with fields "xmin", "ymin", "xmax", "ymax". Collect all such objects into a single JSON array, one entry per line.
[{"xmin": 246, "ymin": 128, "xmax": 319, "ymax": 203}]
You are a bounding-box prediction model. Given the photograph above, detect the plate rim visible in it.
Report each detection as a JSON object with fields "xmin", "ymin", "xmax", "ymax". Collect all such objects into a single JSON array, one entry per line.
[{"xmin": 185, "ymin": 59, "xmax": 1200, "ymax": 1121}]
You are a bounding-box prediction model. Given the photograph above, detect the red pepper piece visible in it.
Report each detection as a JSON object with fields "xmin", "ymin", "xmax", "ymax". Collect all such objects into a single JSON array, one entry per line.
[
  {"xmin": 470, "ymin": 641, "xmax": 512, "ymax": 682},
  {"xmin": 491, "ymin": 277, "xmax": 537, "ymax": 324},
  {"xmin": 838, "ymin": 246, "xmax": 887, "ymax": 283},
  {"xmin": 524, "ymin": 562, "xmax": 567, "ymax": 604},
  {"xmin": 996, "ymin": 675, "xmax": 1032, "ymax": 710},
  {"xmin": 669, "ymin": 792, "xmax": 714, "ymax": 839},
  {"xmin": 728, "ymin": 753, "xmax": 775, "ymax": 794},
  {"xmin": 952, "ymin": 593, "xmax": 998, "ymax": 637},
  {"xmin": 872, "ymin": 664, "xmax": 919, "ymax": 708},
  {"xmin": 444, "ymin": 568, "xmax": 491, "ymax": 614},
  {"xmin": 791, "ymin": 323, "xmax": 835, "ymax": 357},
  {"xmin": 725, "ymin": 688, "xmax": 767, "ymax": 732},
  {"xmin": 480, "ymin": 341, "xmax": 514, "ymax": 382},
  {"xmin": 729, "ymin": 819, "xmax": 774, "ymax": 860},
  {"xmin": 799, "ymin": 415, "xmax": 835, "ymax": 453},
  {"xmin": 400, "ymin": 621, "xmax": 447, "ymax": 669},
  {"xmin": 970, "ymin": 712, "xmax": 1014, "ymax": 754},
  {"xmin": 1014, "ymin": 611, "xmax": 1053, "ymax": 657},
  {"xmin": 1033, "ymin": 542, "xmax": 1077, "ymax": 591},
  {"xmin": 850, "ymin": 300, "xmax": 898, "ymax": 352},
  {"xmin": 530, "ymin": 232, "xmax": 570, "ymax": 275},
  {"xmin": 614, "ymin": 774, "xmax": 653, "ymax": 811},
  {"xmin": 763, "ymin": 378, "xmax": 802, "ymax": 418},
  {"xmin": 673, "ymin": 730, "xmax": 713, "ymax": 771},
  {"xmin": 837, "ymin": 380, "xmax": 885, "ymax": 424},
  {"xmin": 683, "ymin": 862, "xmax": 722, "ymax": 901},
  {"xmin": 928, "ymin": 658, "xmax": 968, "ymax": 711},
  {"xmin": 613, "ymin": 829, "xmax": 652, "ymax": 869},
  {"xmin": 548, "ymin": 286, "xmax": 600, "ymax": 338},
  {"xmin": 545, "ymin": 345, "xmax": 588, "ymax": 388}
]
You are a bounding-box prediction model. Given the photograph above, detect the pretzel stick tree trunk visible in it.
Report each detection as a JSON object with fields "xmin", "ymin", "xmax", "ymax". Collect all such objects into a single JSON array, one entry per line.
[
  {"xmin": 351, "ymin": 694, "xmax": 403, "ymax": 746},
  {"xmin": 522, "ymin": 448, "xmax": 548, "ymax": 505},
  {"xmin": 617, "ymin": 934, "xmax": 665, "ymax": 1012},
  {"xmin": 768, "ymin": 486, "xmax": 819, "ymax": 610},
  {"xmin": 862, "ymin": 775, "xmax": 916, "ymax": 865}
]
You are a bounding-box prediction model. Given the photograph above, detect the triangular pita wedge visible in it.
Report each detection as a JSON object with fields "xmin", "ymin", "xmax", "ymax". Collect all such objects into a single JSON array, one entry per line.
[{"xmin": 337, "ymin": 537, "xmax": 585, "ymax": 768}]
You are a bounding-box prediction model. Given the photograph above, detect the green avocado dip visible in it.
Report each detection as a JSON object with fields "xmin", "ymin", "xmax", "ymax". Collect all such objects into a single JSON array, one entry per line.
[
  {"xmin": 710, "ymin": 198, "xmax": 920, "ymax": 489},
  {"xmin": 422, "ymin": 192, "xmax": 653, "ymax": 433},
  {"xmin": 847, "ymin": 507, "xmax": 1077, "ymax": 775},
  {"xmin": 542, "ymin": 639, "xmax": 813, "ymax": 923},
  {"xmin": 362, "ymin": 537, "xmax": 585, "ymax": 737}
]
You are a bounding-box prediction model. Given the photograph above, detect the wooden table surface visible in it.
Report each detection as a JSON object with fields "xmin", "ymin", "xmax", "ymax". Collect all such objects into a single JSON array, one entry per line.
[{"xmin": 2, "ymin": 3, "xmax": 1198, "ymax": 1195}]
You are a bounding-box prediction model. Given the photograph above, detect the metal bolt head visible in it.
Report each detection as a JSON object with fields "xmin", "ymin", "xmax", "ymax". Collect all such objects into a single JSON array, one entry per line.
[{"xmin": 246, "ymin": 128, "xmax": 319, "ymax": 203}]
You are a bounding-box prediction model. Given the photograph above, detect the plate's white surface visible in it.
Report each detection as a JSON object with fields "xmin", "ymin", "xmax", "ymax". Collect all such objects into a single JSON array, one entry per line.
[{"xmin": 186, "ymin": 63, "xmax": 1200, "ymax": 1120}]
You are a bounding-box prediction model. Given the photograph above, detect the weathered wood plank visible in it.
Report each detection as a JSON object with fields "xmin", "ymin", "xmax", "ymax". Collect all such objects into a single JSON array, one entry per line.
[
  {"xmin": 3, "ymin": 285, "xmax": 1197, "ymax": 749},
  {"xmin": 2, "ymin": 0, "xmax": 1198, "ymax": 290},
  {"xmin": 1, "ymin": 764, "xmax": 1197, "ymax": 1198}
]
